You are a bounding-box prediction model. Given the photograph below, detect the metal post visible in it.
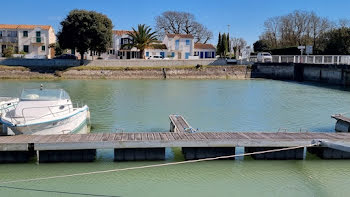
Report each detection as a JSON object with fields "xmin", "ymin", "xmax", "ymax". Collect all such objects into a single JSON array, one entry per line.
[
  {"xmin": 322, "ymin": 56, "xmax": 325, "ymax": 64},
  {"xmin": 313, "ymin": 56, "xmax": 316, "ymax": 64}
]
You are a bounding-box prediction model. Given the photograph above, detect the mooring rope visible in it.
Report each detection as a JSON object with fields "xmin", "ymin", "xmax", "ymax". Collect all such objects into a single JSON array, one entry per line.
[{"xmin": 0, "ymin": 143, "xmax": 318, "ymax": 185}]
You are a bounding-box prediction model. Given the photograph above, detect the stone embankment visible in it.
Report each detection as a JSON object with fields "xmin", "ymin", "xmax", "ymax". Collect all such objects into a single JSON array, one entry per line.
[{"xmin": 0, "ymin": 65, "xmax": 252, "ymax": 80}]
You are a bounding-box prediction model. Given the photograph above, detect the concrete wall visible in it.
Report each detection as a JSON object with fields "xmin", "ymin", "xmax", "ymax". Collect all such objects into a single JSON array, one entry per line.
[
  {"xmin": 253, "ymin": 63, "xmax": 350, "ymax": 85},
  {"xmin": 252, "ymin": 63, "xmax": 294, "ymax": 80},
  {"xmin": 0, "ymin": 58, "xmax": 226, "ymax": 67},
  {"xmin": 83, "ymin": 59, "xmax": 226, "ymax": 67},
  {"xmin": 0, "ymin": 58, "xmax": 80, "ymax": 67}
]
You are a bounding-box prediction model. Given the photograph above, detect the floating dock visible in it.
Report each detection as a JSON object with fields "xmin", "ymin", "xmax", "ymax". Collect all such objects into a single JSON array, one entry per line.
[
  {"xmin": 332, "ymin": 114, "xmax": 350, "ymax": 132},
  {"xmin": 0, "ymin": 115, "xmax": 350, "ymax": 163}
]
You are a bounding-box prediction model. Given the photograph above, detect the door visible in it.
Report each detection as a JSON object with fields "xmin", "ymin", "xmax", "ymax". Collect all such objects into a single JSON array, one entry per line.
[
  {"xmin": 127, "ymin": 51, "xmax": 130, "ymax": 59},
  {"xmin": 178, "ymin": 52, "xmax": 182, "ymax": 59},
  {"xmin": 160, "ymin": 52, "xmax": 165, "ymax": 58},
  {"xmin": 1, "ymin": 45, "xmax": 6, "ymax": 54},
  {"xmin": 200, "ymin": 52, "xmax": 204, "ymax": 59},
  {"xmin": 185, "ymin": 52, "xmax": 190, "ymax": 59}
]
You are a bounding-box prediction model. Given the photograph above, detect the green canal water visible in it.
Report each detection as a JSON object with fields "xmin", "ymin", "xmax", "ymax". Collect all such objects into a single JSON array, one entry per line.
[{"xmin": 1, "ymin": 79, "xmax": 350, "ymax": 197}]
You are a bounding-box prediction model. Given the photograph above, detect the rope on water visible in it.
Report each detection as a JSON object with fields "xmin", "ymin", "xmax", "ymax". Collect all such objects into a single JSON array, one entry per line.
[{"xmin": 0, "ymin": 143, "xmax": 318, "ymax": 185}]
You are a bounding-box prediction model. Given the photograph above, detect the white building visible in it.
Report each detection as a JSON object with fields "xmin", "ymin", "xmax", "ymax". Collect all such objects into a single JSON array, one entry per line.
[
  {"xmin": 0, "ymin": 24, "xmax": 56, "ymax": 58},
  {"xmin": 145, "ymin": 43, "xmax": 168, "ymax": 58},
  {"xmin": 162, "ymin": 34, "xmax": 194, "ymax": 59},
  {"xmin": 112, "ymin": 30, "xmax": 140, "ymax": 59},
  {"xmin": 194, "ymin": 43, "xmax": 216, "ymax": 59},
  {"xmin": 99, "ymin": 31, "xmax": 215, "ymax": 60}
]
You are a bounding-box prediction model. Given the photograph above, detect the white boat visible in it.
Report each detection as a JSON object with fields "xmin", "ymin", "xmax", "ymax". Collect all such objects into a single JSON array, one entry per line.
[
  {"xmin": 0, "ymin": 97, "xmax": 19, "ymax": 116},
  {"xmin": 0, "ymin": 88, "xmax": 90, "ymax": 135}
]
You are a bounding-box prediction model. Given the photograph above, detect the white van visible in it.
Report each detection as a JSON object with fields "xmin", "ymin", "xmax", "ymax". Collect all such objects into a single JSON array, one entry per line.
[{"xmin": 257, "ymin": 52, "xmax": 273, "ymax": 63}]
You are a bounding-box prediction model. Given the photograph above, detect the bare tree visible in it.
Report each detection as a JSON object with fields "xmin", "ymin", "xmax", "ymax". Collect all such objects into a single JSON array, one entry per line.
[
  {"xmin": 339, "ymin": 19, "xmax": 350, "ymax": 28},
  {"xmin": 231, "ymin": 37, "xmax": 247, "ymax": 58},
  {"xmin": 155, "ymin": 11, "xmax": 213, "ymax": 43},
  {"xmin": 259, "ymin": 10, "xmax": 332, "ymax": 52},
  {"xmin": 309, "ymin": 12, "xmax": 331, "ymax": 50},
  {"xmin": 264, "ymin": 16, "xmax": 280, "ymax": 48}
]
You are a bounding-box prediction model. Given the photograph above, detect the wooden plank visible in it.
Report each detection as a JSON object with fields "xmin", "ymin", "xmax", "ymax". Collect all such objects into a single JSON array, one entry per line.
[
  {"xmin": 147, "ymin": 133, "xmax": 154, "ymax": 141},
  {"xmin": 101, "ymin": 133, "xmax": 111, "ymax": 141},
  {"xmin": 165, "ymin": 132, "xmax": 175, "ymax": 141},
  {"xmin": 121, "ymin": 133, "xmax": 129, "ymax": 141},
  {"xmin": 135, "ymin": 133, "xmax": 142, "ymax": 141},
  {"xmin": 151, "ymin": 133, "xmax": 159, "ymax": 140},
  {"xmin": 113, "ymin": 133, "xmax": 123, "ymax": 141},
  {"xmin": 159, "ymin": 133, "xmax": 168, "ymax": 141},
  {"xmin": 141, "ymin": 132, "xmax": 148, "ymax": 141},
  {"xmin": 7, "ymin": 131, "xmax": 350, "ymax": 151}
]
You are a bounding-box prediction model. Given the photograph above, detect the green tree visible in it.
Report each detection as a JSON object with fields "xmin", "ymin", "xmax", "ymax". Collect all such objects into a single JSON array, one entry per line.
[
  {"xmin": 127, "ymin": 24, "xmax": 157, "ymax": 59},
  {"xmin": 2, "ymin": 46, "xmax": 14, "ymax": 58},
  {"xmin": 57, "ymin": 9, "xmax": 113, "ymax": 64},
  {"xmin": 221, "ymin": 33, "xmax": 228, "ymax": 57},
  {"xmin": 253, "ymin": 40, "xmax": 270, "ymax": 52},
  {"xmin": 322, "ymin": 27, "xmax": 350, "ymax": 55},
  {"xmin": 216, "ymin": 32, "xmax": 222, "ymax": 55},
  {"xmin": 227, "ymin": 33, "xmax": 230, "ymax": 53}
]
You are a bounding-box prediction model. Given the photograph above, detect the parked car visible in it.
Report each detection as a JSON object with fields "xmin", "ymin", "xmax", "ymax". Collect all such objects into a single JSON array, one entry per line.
[
  {"xmin": 54, "ymin": 54, "xmax": 78, "ymax": 60},
  {"xmin": 257, "ymin": 52, "xmax": 272, "ymax": 63},
  {"xmin": 148, "ymin": 55, "xmax": 168, "ymax": 60},
  {"xmin": 226, "ymin": 58, "xmax": 237, "ymax": 65}
]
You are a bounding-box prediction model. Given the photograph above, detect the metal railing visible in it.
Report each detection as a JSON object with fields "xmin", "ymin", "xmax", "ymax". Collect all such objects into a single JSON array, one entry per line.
[
  {"xmin": 0, "ymin": 36, "xmax": 18, "ymax": 43},
  {"xmin": 3, "ymin": 102, "xmax": 84, "ymax": 125},
  {"xmin": 251, "ymin": 55, "xmax": 350, "ymax": 65},
  {"xmin": 31, "ymin": 36, "xmax": 45, "ymax": 44}
]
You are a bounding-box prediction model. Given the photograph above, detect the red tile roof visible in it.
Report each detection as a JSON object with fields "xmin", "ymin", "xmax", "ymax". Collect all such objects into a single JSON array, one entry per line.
[
  {"xmin": 194, "ymin": 43, "xmax": 216, "ymax": 49},
  {"xmin": 146, "ymin": 44, "xmax": 167, "ymax": 50},
  {"xmin": 0, "ymin": 24, "xmax": 52, "ymax": 30},
  {"xmin": 166, "ymin": 34, "xmax": 194, "ymax": 39},
  {"xmin": 113, "ymin": 30, "xmax": 133, "ymax": 36}
]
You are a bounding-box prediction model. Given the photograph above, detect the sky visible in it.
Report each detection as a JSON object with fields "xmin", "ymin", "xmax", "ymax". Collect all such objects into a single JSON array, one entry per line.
[{"xmin": 2, "ymin": 0, "xmax": 350, "ymax": 45}]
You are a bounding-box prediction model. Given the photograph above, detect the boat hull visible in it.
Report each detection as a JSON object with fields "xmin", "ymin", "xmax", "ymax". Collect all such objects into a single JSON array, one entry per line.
[{"xmin": 6, "ymin": 108, "xmax": 90, "ymax": 135}]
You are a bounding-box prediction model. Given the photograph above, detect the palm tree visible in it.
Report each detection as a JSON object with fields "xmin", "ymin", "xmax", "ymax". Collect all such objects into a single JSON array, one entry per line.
[{"xmin": 127, "ymin": 24, "xmax": 157, "ymax": 59}]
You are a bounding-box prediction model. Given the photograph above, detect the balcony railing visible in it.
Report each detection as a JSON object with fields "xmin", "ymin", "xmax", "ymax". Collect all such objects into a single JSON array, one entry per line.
[
  {"xmin": 0, "ymin": 36, "xmax": 18, "ymax": 43},
  {"xmin": 31, "ymin": 36, "xmax": 45, "ymax": 44}
]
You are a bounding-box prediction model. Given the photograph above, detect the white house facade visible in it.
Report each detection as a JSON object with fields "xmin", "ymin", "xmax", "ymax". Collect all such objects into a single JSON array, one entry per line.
[
  {"xmin": 0, "ymin": 24, "xmax": 56, "ymax": 58},
  {"xmin": 98, "ymin": 31, "xmax": 214, "ymax": 60},
  {"xmin": 162, "ymin": 34, "xmax": 194, "ymax": 59},
  {"xmin": 194, "ymin": 43, "xmax": 216, "ymax": 59},
  {"xmin": 144, "ymin": 43, "xmax": 168, "ymax": 58}
]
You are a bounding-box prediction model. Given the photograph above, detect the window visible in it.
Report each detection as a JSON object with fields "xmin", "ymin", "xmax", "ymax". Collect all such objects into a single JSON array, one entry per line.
[
  {"xmin": 186, "ymin": 40, "xmax": 190, "ymax": 45},
  {"xmin": 23, "ymin": 31, "xmax": 28, "ymax": 37},
  {"xmin": 36, "ymin": 31, "xmax": 41, "ymax": 37},
  {"xmin": 0, "ymin": 31, "xmax": 2, "ymax": 38},
  {"xmin": 7, "ymin": 31, "xmax": 17, "ymax": 37},
  {"xmin": 42, "ymin": 45, "xmax": 45, "ymax": 51},
  {"xmin": 23, "ymin": 45, "xmax": 29, "ymax": 53},
  {"xmin": 175, "ymin": 40, "xmax": 179, "ymax": 50},
  {"xmin": 171, "ymin": 52, "xmax": 175, "ymax": 57}
]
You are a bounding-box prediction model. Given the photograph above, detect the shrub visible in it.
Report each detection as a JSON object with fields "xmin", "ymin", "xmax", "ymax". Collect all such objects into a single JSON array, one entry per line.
[{"xmin": 2, "ymin": 46, "xmax": 14, "ymax": 58}]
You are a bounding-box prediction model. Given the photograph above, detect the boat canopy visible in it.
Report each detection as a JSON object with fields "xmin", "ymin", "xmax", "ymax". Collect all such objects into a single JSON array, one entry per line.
[{"xmin": 20, "ymin": 89, "xmax": 71, "ymax": 101}]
